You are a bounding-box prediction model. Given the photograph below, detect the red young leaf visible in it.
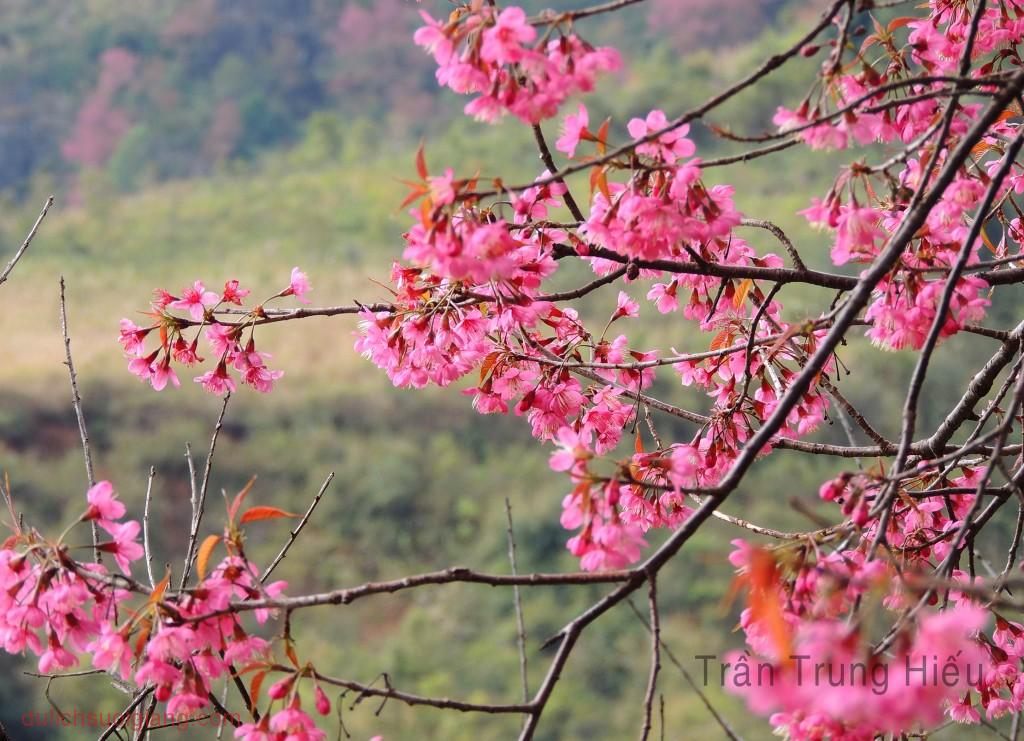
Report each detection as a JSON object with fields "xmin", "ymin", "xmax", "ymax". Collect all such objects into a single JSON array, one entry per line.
[
  {"xmin": 228, "ymin": 476, "xmax": 258, "ymax": 523},
  {"xmin": 415, "ymin": 142, "xmax": 428, "ymax": 180},
  {"xmin": 240, "ymin": 506, "xmax": 299, "ymax": 524}
]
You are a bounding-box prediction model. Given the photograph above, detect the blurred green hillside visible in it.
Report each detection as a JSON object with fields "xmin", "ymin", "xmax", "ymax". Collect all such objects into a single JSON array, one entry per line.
[{"xmin": 0, "ymin": 1, "xmax": 1018, "ymax": 739}]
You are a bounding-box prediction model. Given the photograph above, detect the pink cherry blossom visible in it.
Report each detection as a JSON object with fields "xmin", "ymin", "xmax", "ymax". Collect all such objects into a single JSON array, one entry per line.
[
  {"xmin": 415, "ymin": 9, "xmax": 619, "ymax": 125},
  {"xmin": 235, "ymin": 720, "xmax": 276, "ymax": 741},
  {"xmin": 128, "ymin": 351, "xmax": 158, "ymax": 382},
  {"xmin": 149, "ymin": 356, "xmax": 181, "ymax": 391},
  {"xmin": 171, "ymin": 337, "xmax": 202, "ymax": 366},
  {"xmin": 832, "ymin": 205, "xmax": 885, "ymax": 265},
  {"xmin": 196, "ymin": 362, "xmax": 237, "ymax": 395},
  {"xmin": 283, "ymin": 267, "xmax": 311, "ymax": 304},
  {"xmin": 549, "ymin": 426, "xmax": 592, "ymax": 473},
  {"xmin": 87, "ymin": 623, "xmax": 132, "ymax": 678},
  {"xmin": 613, "ymin": 291, "xmax": 639, "ymax": 320},
  {"xmin": 627, "ymin": 109, "xmax": 695, "ymax": 163},
  {"xmin": 646, "ymin": 282, "xmax": 679, "ymax": 313},
  {"xmin": 98, "ymin": 520, "xmax": 144, "ymax": 575},
  {"xmin": 428, "ymin": 168, "xmax": 456, "ymax": 205},
  {"xmin": 118, "ymin": 318, "xmax": 151, "ymax": 355},
  {"xmin": 39, "ymin": 634, "xmax": 77, "ymax": 674},
  {"xmin": 556, "ymin": 104, "xmax": 589, "ymax": 157},
  {"xmin": 206, "ymin": 323, "xmax": 240, "ymax": 357},
  {"xmin": 479, "ymin": 7, "xmax": 535, "ymax": 65},
  {"xmin": 950, "ymin": 694, "xmax": 982, "ymax": 724},
  {"xmin": 269, "ymin": 699, "xmax": 327, "ymax": 740},
  {"xmin": 168, "ymin": 281, "xmax": 219, "ymax": 320},
  {"xmin": 221, "ymin": 279, "xmax": 251, "ymax": 305},
  {"xmin": 85, "ymin": 481, "xmax": 126, "ymax": 522}
]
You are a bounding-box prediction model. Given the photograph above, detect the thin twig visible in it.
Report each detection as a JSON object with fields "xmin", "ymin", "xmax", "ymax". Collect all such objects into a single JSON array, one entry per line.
[
  {"xmin": 59, "ymin": 277, "xmax": 100, "ymax": 562},
  {"xmin": 98, "ymin": 687, "xmax": 153, "ymax": 741},
  {"xmin": 262, "ymin": 471, "xmax": 335, "ymax": 582},
  {"xmin": 536, "ymin": 0, "xmax": 646, "ymax": 22},
  {"xmin": 143, "ymin": 466, "xmax": 156, "ymax": 589},
  {"xmin": 639, "ymin": 577, "xmax": 660, "ymax": 741},
  {"xmin": 625, "ymin": 600, "xmax": 743, "ymax": 740},
  {"xmin": 531, "ymin": 123, "xmax": 585, "ymax": 222},
  {"xmin": 180, "ymin": 393, "xmax": 231, "ymax": 588},
  {"xmin": 505, "ymin": 498, "xmax": 530, "ymax": 710},
  {"xmin": 301, "ymin": 665, "xmax": 533, "ymax": 714},
  {"xmin": 0, "ymin": 196, "xmax": 53, "ymax": 287},
  {"xmin": 132, "ymin": 695, "xmax": 157, "ymax": 741},
  {"xmin": 738, "ymin": 218, "xmax": 806, "ymax": 271},
  {"xmin": 184, "ymin": 566, "xmax": 634, "ymax": 622}
]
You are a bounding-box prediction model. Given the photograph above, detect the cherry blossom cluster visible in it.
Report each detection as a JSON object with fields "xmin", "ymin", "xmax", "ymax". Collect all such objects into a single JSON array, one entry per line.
[
  {"xmin": 414, "ymin": 4, "xmax": 620, "ymax": 123},
  {"xmin": 772, "ymin": 4, "xmax": 1024, "ymax": 351},
  {"xmin": 119, "ymin": 268, "xmax": 310, "ymax": 395},
  {"xmin": 0, "ymin": 478, "xmax": 351, "ymax": 739},
  {"xmin": 356, "ymin": 104, "xmax": 835, "ymax": 573},
  {"xmin": 727, "ymin": 595, "xmax": 991, "ymax": 739},
  {"xmin": 726, "ymin": 465, "xmax": 1024, "ymax": 737}
]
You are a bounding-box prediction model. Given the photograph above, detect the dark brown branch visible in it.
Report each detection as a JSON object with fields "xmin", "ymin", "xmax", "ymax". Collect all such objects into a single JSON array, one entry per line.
[
  {"xmin": 186, "ymin": 566, "xmax": 634, "ymax": 622},
  {"xmin": 738, "ymin": 218, "xmax": 807, "ymax": 271},
  {"xmin": 302, "ymin": 666, "xmax": 534, "ymax": 714},
  {"xmin": 531, "ymin": 123, "xmax": 585, "ymax": 222},
  {"xmin": 98, "ymin": 687, "xmax": 153, "ymax": 741},
  {"xmin": 700, "ymin": 139, "xmax": 799, "ymax": 169},
  {"xmin": 927, "ymin": 320, "xmax": 1024, "ymax": 454},
  {"xmin": 546, "ymin": 0, "xmax": 647, "ymax": 22},
  {"xmin": 540, "ymin": 267, "xmax": 629, "ymax": 301},
  {"xmin": 560, "ymin": 242, "xmax": 858, "ymax": 289}
]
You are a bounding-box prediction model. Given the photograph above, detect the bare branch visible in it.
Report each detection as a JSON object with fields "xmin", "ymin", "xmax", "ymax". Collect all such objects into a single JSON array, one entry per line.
[
  {"xmin": 143, "ymin": 466, "xmax": 156, "ymax": 589},
  {"xmin": 638, "ymin": 577, "xmax": 660, "ymax": 741},
  {"xmin": 59, "ymin": 277, "xmax": 100, "ymax": 562},
  {"xmin": 98, "ymin": 687, "xmax": 153, "ymax": 741},
  {"xmin": 305, "ymin": 666, "xmax": 533, "ymax": 714},
  {"xmin": 180, "ymin": 393, "xmax": 231, "ymax": 588},
  {"xmin": 738, "ymin": 218, "xmax": 806, "ymax": 271},
  {"xmin": 505, "ymin": 498, "xmax": 530, "ymax": 710},
  {"xmin": 186, "ymin": 566, "xmax": 634, "ymax": 622},
  {"xmin": 0, "ymin": 196, "xmax": 53, "ymax": 287},
  {"xmin": 262, "ymin": 471, "xmax": 335, "ymax": 582}
]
